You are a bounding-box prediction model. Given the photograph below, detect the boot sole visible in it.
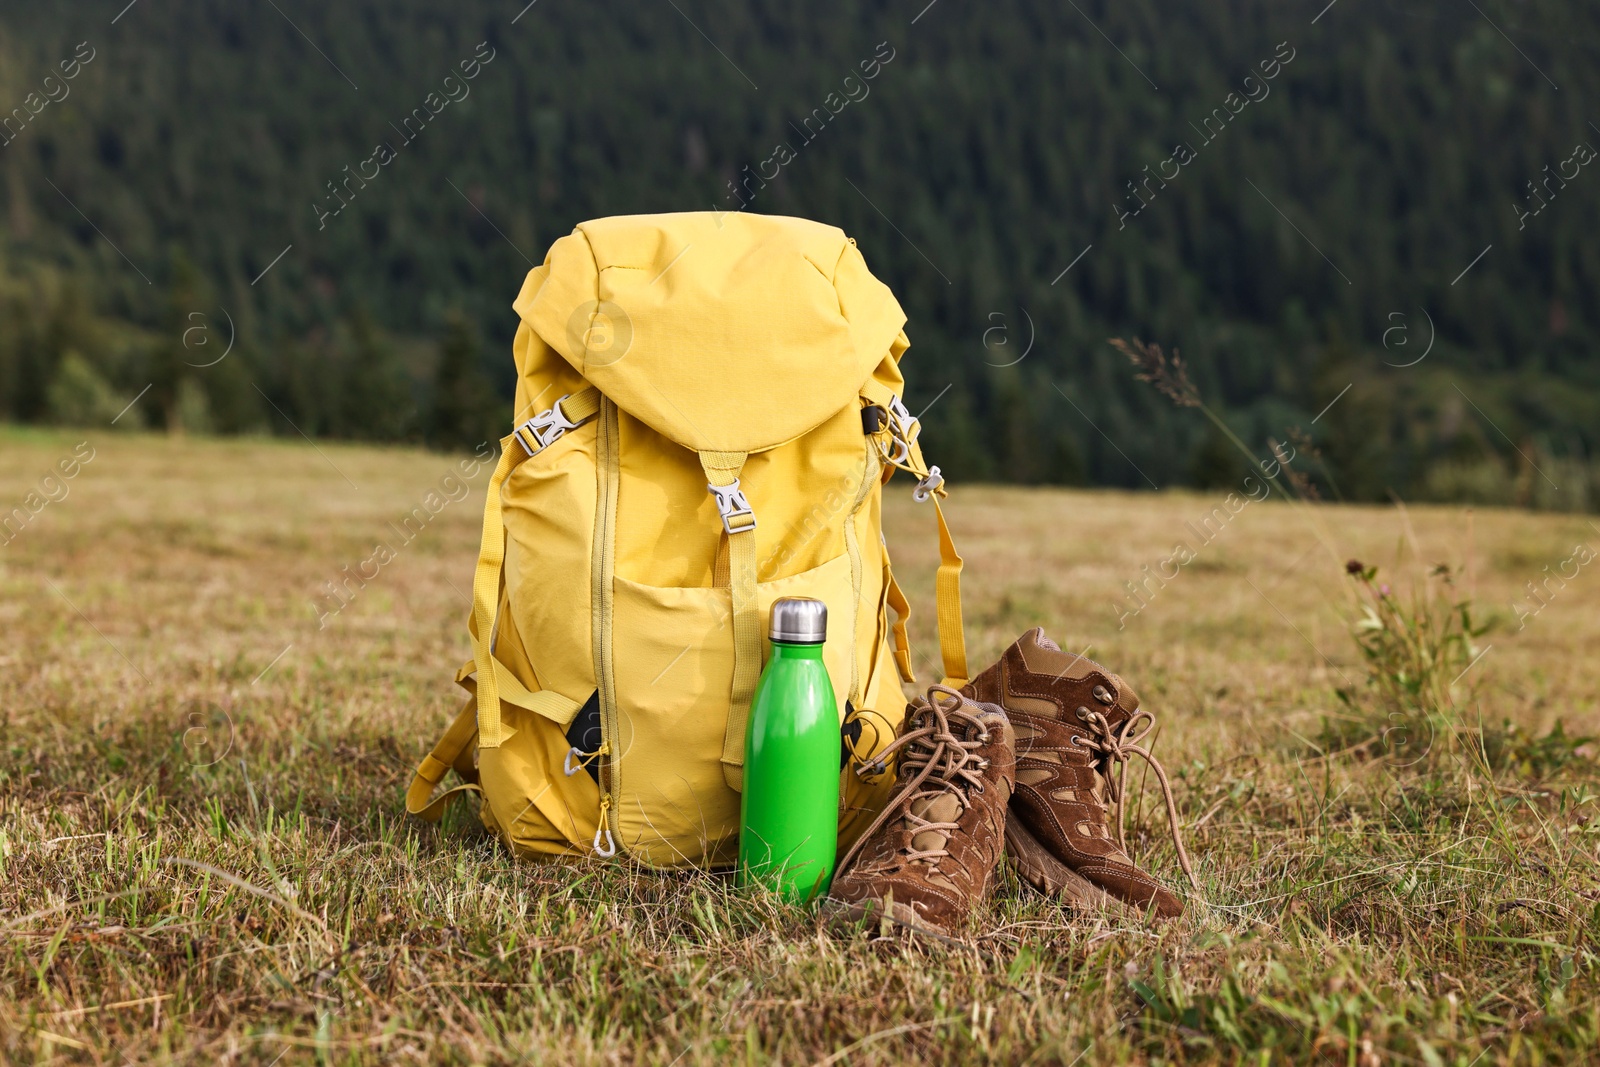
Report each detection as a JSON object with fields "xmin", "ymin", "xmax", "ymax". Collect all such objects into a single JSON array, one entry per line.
[
  {"xmin": 1005, "ymin": 811, "xmax": 1135, "ymax": 915},
  {"xmin": 819, "ymin": 896, "xmax": 960, "ymax": 942}
]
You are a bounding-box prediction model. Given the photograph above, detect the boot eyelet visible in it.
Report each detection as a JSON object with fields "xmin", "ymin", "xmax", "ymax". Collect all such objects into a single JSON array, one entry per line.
[
  {"xmin": 1093, "ymin": 685, "xmax": 1114, "ymax": 704},
  {"xmin": 1074, "ymin": 706, "xmax": 1091, "ymax": 721}
]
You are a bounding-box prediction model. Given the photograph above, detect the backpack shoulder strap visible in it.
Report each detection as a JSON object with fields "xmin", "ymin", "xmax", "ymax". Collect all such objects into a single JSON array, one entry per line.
[
  {"xmin": 406, "ymin": 696, "xmax": 482, "ymax": 822},
  {"xmin": 862, "ymin": 387, "xmax": 968, "ymax": 689},
  {"xmin": 929, "ymin": 494, "xmax": 968, "ymax": 688},
  {"xmin": 883, "ymin": 557, "xmax": 916, "ymax": 684}
]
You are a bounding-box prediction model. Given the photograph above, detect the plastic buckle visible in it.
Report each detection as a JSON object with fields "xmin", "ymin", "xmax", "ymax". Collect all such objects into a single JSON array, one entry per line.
[
  {"xmin": 708, "ymin": 479, "xmax": 757, "ymax": 535},
  {"xmin": 881, "ymin": 394, "xmax": 919, "ymax": 467},
  {"xmin": 515, "ymin": 394, "xmax": 578, "ymax": 456},
  {"xmin": 912, "ymin": 465, "xmax": 944, "ymax": 503},
  {"xmin": 886, "ymin": 394, "xmax": 918, "ymax": 439}
]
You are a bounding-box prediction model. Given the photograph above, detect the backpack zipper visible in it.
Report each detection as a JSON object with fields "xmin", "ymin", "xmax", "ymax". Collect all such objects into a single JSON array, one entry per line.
[
  {"xmin": 842, "ymin": 439, "xmax": 881, "ymax": 706},
  {"xmin": 591, "ymin": 396, "xmax": 623, "ymax": 855}
]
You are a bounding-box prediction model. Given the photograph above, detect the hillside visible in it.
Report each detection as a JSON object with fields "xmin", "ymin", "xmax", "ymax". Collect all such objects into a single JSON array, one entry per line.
[{"xmin": 2, "ymin": 0, "xmax": 1598, "ymax": 505}]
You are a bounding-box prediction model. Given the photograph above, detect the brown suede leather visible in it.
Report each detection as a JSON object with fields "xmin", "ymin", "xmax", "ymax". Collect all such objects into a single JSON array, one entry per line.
[
  {"xmin": 965, "ymin": 628, "xmax": 1187, "ymax": 918},
  {"xmin": 826, "ymin": 686, "xmax": 1015, "ymax": 939}
]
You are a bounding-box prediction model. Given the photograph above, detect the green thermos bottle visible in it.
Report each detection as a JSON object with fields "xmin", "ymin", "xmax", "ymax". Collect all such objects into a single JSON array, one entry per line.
[{"xmin": 738, "ymin": 596, "xmax": 841, "ymax": 901}]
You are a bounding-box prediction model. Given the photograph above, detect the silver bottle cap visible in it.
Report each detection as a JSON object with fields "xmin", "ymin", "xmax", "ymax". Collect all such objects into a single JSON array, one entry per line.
[{"xmin": 769, "ymin": 597, "xmax": 827, "ymax": 644}]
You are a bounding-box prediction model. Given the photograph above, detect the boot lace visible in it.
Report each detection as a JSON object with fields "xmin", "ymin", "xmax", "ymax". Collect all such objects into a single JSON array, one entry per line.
[
  {"xmin": 1075, "ymin": 706, "xmax": 1198, "ymax": 889},
  {"xmin": 836, "ymin": 685, "xmax": 992, "ymax": 875}
]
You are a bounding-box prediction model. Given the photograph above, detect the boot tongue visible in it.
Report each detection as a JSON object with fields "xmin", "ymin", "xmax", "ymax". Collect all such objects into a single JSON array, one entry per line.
[
  {"xmin": 898, "ymin": 703, "xmax": 993, "ymax": 857},
  {"xmin": 906, "ymin": 791, "xmax": 962, "ymax": 854}
]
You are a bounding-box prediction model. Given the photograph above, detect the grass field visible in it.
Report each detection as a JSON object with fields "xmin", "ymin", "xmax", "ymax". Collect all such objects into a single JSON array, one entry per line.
[{"xmin": 3, "ymin": 426, "xmax": 1599, "ymax": 1065}]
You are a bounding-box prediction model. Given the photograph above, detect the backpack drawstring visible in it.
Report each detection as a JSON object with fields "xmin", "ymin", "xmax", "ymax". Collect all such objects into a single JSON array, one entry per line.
[{"xmin": 592, "ymin": 794, "xmax": 616, "ymax": 857}]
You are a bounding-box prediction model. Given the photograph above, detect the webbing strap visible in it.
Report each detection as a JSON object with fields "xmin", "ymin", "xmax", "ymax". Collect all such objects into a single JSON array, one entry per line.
[
  {"xmin": 511, "ymin": 387, "xmax": 603, "ymax": 456},
  {"xmin": 556, "ymin": 387, "xmax": 603, "ymax": 427},
  {"xmin": 495, "ymin": 664, "xmax": 584, "ymax": 725},
  {"xmin": 456, "ymin": 652, "xmax": 583, "ymax": 726},
  {"xmin": 884, "ymin": 563, "xmax": 915, "ymax": 684},
  {"xmin": 472, "ymin": 387, "xmax": 600, "ymax": 748},
  {"xmin": 933, "ymin": 495, "xmax": 968, "ymax": 688},
  {"xmin": 470, "ymin": 445, "xmax": 519, "ymax": 748},
  {"xmin": 406, "ymin": 696, "xmax": 482, "ymax": 822},
  {"xmin": 861, "ymin": 389, "xmax": 969, "ymax": 688},
  {"xmin": 700, "ymin": 450, "xmax": 759, "ymax": 792}
]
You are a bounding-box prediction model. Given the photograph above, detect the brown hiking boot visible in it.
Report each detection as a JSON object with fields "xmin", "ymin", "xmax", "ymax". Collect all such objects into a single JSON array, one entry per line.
[
  {"xmin": 825, "ymin": 685, "xmax": 1015, "ymax": 939},
  {"xmin": 964, "ymin": 628, "xmax": 1197, "ymax": 919}
]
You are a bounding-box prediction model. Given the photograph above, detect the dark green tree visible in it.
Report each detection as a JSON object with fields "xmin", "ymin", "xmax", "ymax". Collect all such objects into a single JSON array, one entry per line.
[
  {"xmin": 428, "ymin": 312, "xmax": 499, "ymax": 452},
  {"xmin": 338, "ymin": 306, "xmax": 416, "ymax": 442}
]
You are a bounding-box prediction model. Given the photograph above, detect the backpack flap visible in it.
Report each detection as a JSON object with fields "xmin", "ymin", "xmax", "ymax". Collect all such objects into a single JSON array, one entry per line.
[{"xmin": 514, "ymin": 212, "xmax": 906, "ymax": 455}]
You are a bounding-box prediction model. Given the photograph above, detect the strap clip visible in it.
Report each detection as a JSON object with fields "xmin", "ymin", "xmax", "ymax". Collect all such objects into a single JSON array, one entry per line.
[
  {"xmin": 708, "ymin": 479, "xmax": 757, "ymax": 535},
  {"xmin": 912, "ymin": 465, "xmax": 944, "ymax": 503},
  {"xmin": 880, "ymin": 394, "xmax": 920, "ymax": 467},
  {"xmin": 514, "ymin": 394, "xmax": 579, "ymax": 456},
  {"xmin": 887, "ymin": 394, "xmax": 919, "ymax": 442}
]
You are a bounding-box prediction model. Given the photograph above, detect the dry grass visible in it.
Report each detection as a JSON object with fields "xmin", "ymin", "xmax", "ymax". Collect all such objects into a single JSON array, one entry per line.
[{"xmin": 3, "ymin": 426, "xmax": 1598, "ymax": 1065}]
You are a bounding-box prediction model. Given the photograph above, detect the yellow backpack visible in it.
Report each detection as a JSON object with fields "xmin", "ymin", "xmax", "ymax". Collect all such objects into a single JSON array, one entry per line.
[{"xmin": 406, "ymin": 211, "xmax": 968, "ymax": 867}]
